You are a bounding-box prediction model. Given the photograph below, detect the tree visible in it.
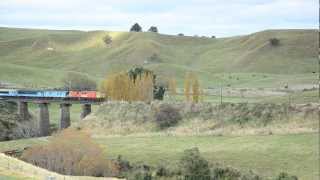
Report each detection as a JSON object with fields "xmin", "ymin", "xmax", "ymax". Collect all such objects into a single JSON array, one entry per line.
[
  {"xmin": 178, "ymin": 33, "xmax": 184, "ymax": 36},
  {"xmin": 100, "ymin": 70, "xmax": 154, "ymax": 102},
  {"xmin": 130, "ymin": 23, "xmax": 142, "ymax": 32},
  {"xmin": 62, "ymin": 72, "xmax": 97, "ymax": 90},
  {"xmin": 148, "ymin": 26, "xmax": 158, "ymax": 33},
  {"xmin": 191, "ymin": 74, "xmax": 200, "ymax": 103},
  {"xmin": 184, "ymin": 73, "xmax": 192, "ymax": 102},
  {"xmin": 184, "ymin": 72, "xmax": 201, "ymax": 103},
  {"xmin": 168, "ymin": 78, "xmax": 177, "ymax": 96}
]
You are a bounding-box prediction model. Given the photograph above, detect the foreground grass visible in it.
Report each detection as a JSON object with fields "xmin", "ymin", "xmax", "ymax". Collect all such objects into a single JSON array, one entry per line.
[{"xmin": 0, "ymin": 133, "xmax": 318, "ymax": 180}]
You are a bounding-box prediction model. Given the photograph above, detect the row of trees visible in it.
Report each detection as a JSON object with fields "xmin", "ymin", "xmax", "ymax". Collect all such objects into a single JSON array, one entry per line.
[
  {"xmin": 130, "ymin": 23, "xmax": 216, "ymax": 38},
  {"xmin": 130, "ymin": 23, "xmax": 158, "ymax": 33},
  {"xmin": 61, "ymin": 69, "xmax": 201, "ymax": 103},
  {"xmin": 167, "ymin": 73, "xmax": 202, "ymax": 103}
]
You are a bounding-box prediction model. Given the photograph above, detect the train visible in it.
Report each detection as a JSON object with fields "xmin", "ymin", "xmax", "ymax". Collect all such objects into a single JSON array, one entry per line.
[{"xmin": 0, "ymin": 89, "xmax": 103, "ymax": 100}]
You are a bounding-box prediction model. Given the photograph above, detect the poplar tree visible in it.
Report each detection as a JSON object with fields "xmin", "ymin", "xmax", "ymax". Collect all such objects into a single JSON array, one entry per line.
[{"xmin": 184, "ymin": 73, "xmax": 191, "ymax": 101}]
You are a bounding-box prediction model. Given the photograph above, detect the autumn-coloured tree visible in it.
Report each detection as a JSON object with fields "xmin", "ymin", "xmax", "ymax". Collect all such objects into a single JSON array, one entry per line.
[
  {"xmin": 184, "ymin": 72, "xmax": 201, "ymax": 103},
  {"xmin": 184, "ymin": 73, "xmax": 192, "ymax": 101},
  {"xmin": 168, "ymin": 78, "xmax": 177, "ymax": 96},
  {"xmin": 191, "ymin": 74, "xmax": 200, "ymax": 103},
  {"xmin": 100, "ymin": 71, "xmax": 154, "ymax": 102}
]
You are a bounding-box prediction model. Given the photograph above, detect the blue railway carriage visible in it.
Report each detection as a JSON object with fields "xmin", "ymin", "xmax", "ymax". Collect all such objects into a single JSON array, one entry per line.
[
  {"xmin": 0, "ymin": 89, "xmax": 18, "ymax": 97},
  {"xmin": 16, "ymin": 90, "xmax": 68, "ymax": 98},
  {"xmin": 42, "ymin": 91, "xmax": 68, "ymax": 98}
]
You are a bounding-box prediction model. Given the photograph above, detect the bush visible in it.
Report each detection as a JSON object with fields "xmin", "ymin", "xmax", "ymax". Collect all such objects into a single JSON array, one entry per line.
[
  {"xmin": 178, "ymin": 33, "xmax": 184, "ymax": 36},
  {"xmin": 179, "ymin": 147, "xmax": 211, "ymax": 179},
  {"xmin": 275, "ymin": 172, "xmax": 298, "ymax": 180},
  {"xmin": 103, "ymin": 35, "xmax": 112, "ymax": 45},
  {"xmin": 269, "ymin": 38, "xmax": 280, "ymax": 46},
  {"xmin": 211, "ymin": 167, "xmax": 241, "ymax": 179},
  {"xmin": 154, "ymin": 104, "xmax": 181, "ymax": 129},
  {"xmin": 148, "ymin": 53, "xmax": 162, "ymax": 63},
  {"xmin": 130, "ymin": 23, "xmax": 142, "ymax": 32},
  {"xmin": 62, "ymin": 72, "xmax": 97, "ymax": 90},
  {"xmin": 21, "ymin": 129, "xmax": 119, "ymax": 177}
]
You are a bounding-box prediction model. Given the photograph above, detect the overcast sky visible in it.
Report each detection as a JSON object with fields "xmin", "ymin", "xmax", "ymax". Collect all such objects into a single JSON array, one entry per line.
[{"xmin": 0, "ymin": 0, "xmax": 318, "ymax": 37}]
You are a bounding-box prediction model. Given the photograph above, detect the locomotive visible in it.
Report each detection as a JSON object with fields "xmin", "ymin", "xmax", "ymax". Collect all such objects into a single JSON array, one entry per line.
[{"xmin": 0, "ymin": 89, "xmax": 103, "ymax": 100}]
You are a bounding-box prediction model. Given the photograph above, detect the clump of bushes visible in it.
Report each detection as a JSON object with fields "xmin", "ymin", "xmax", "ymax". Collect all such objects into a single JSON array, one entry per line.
[
  {"xmin": 21, "ymin": 129, "xmax": 119, "ymax": 177},
  {"xmin": 275, "ymin": 172, "xmax": 298, "ymax": 180},
  {"xmin": 154, "ymin": 104, "xmax": 182, "ymax": 129},
  {"xmin": 179, "ymin": 147, "xmax": 211, "ymax": 179},
  {"xmin": 103, "ymin": 34, "xmax": 112, "ymax": 45},
  {"xmin": 269, "ymin": 38, "xmax": 280, "ymax": 46}
]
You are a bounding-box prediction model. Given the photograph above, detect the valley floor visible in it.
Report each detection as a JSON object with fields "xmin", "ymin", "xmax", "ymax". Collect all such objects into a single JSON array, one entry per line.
[{"xmin": 0, "ymin": 133, "xmax": 318, "ymax": 180}]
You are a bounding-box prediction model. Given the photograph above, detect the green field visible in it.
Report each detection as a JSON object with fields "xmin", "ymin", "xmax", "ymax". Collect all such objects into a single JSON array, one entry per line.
[
  {"xmin": 0, "ymin": 133, "xmax": 318, "ymax": 180},
  {"xmin": 0, "ymin": 27, "xmax": 318, "ymax": 89},
  {"xmin": 0, "ymin": 27, "xmax": 318, "ymax": 180}
]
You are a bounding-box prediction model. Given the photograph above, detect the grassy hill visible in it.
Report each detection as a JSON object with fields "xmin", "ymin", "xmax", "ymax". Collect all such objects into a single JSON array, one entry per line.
[{"xmin": 0, "ymin": 27, "xmax": 318, "ymax": 88}]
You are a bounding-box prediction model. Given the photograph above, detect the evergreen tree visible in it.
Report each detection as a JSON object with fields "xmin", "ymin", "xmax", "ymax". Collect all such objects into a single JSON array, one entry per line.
[{"xmin": 130, "ymin": 23, "xmax": 142, "ymax": 32}]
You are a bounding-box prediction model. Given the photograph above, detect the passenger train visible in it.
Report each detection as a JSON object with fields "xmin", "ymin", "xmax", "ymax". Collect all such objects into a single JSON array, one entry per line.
[{"xmin": 0, "ymin": 89, "xmax": 103, "ymax": 100}]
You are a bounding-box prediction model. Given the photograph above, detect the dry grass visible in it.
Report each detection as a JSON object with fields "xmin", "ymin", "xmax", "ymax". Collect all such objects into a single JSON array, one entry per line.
[
  {"xmin": 0, "ymin": 153, "xmax": 123, "ymax": 180},
  {"xmin": 73, "ymin": 101, "xmax": 319, "ymax": 137}
]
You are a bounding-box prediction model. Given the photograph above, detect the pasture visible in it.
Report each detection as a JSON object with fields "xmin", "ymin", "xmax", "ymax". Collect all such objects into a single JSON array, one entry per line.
[{"xmin": 0, "ymin": 133, "xmax": 318, "ymax": 180}]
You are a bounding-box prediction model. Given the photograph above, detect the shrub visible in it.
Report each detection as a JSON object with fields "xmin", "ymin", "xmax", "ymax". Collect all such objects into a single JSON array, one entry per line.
[
  {"xmin": 130, "ymin": 23, "xmax": 142, "ymax": 32},
  {"xmin": 275, "ymin": 172, "xmax": 298, "ymax": 180},
  {"xmin": 103, "ymin": 35, "xmax": 112, "ymax": 45},
  {"xmin": 128, "ymin": 164, "xmax": 152, "ymax": 180},
  {"xmin": 21, "ymin": 129, "xmax": 119, "ymax": 177},
  {"xmin": 211, "ymin": 36, "xmax": 216, "ymax": 38},
  {"xmin": 178, "ymin": 33, "xmax": 184, "ymax": 36},
  {"xmin": 154, "ymin": 104, "xmax": 182, "ymax": 129},
  {"xmin": 153, "ymin": 85, "xmax": 166, "ymax": 100},
  {"xmin": 179, "ymin": 147, "xmax": 211, "ymax": 179},
  {"xmin": 269, "ymin": 38, "xmax": 280, "ymax": 46},
  {"xmin": 116, "ymin": 155, "xmax": 132, "ymax": 173},
  {"xmin": 148, "ymin": 53, "xmax": 162, "ymax": 63},
  {"xmin": 211, "ymin": 167, "xmax": 241, "ymax": 179}
]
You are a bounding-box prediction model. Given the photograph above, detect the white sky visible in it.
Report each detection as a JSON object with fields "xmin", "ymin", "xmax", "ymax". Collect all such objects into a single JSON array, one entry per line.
[{"xmin": 0, "ymin": 0, "xmax": 318, "ymax": 37}]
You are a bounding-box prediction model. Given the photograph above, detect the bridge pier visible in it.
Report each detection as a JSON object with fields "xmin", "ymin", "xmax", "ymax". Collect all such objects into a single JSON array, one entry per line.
[
  {"xmin": 18, "ymin": 101, "xmax": 29, "ymax": 120},
  {"xmin": 38, "ymin": 103, "xmax": 50, "ymax": 136},
  {"xmin": 80, "ymin": 104, "xmax": 91, "ymax": 119},
  {"xmin": 60, "ymin": 104, "xmax": 71, "ymax": 129}
]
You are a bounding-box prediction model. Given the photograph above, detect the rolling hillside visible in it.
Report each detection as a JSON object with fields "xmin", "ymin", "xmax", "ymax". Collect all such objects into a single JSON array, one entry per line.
[{"xmin": 0, "ymin": 27, "xmax": 318, "ymax": 88}]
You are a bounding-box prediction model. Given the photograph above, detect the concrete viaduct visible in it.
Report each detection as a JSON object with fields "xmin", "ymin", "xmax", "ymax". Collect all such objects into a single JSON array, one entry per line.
[{"xmin": 2, "ymin": 98, "xmax": 103, "ymax": 136}]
